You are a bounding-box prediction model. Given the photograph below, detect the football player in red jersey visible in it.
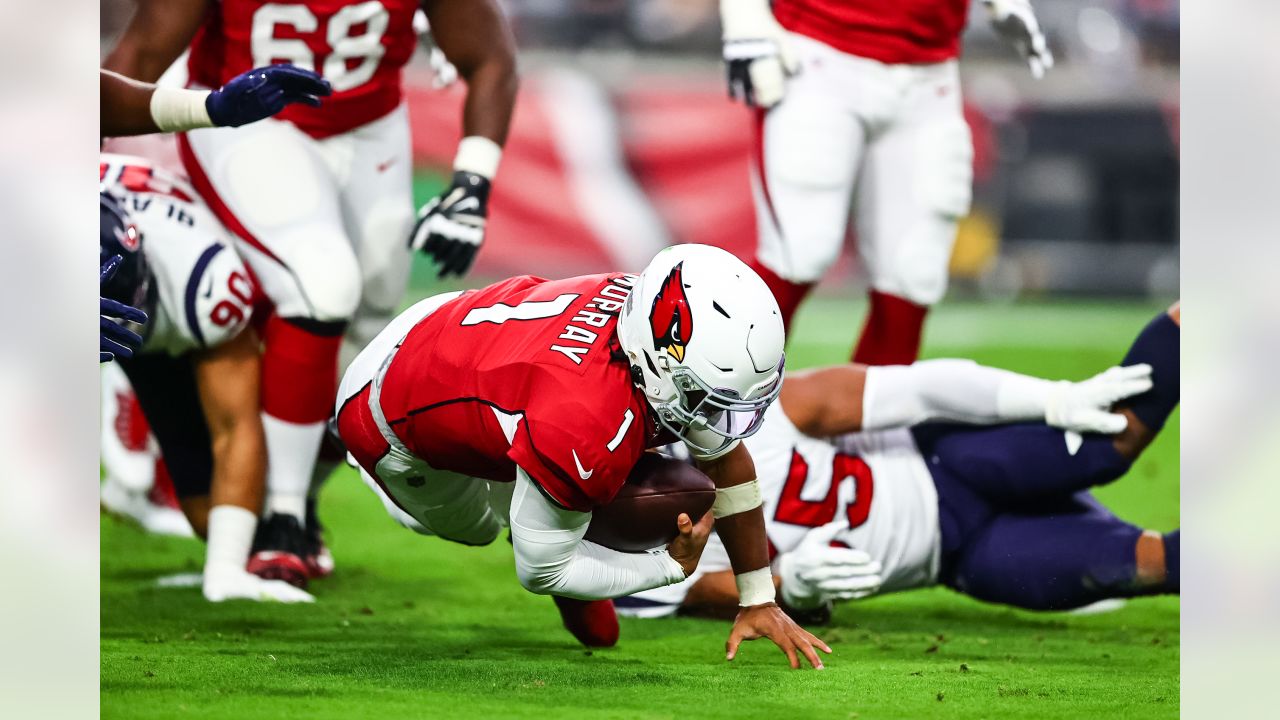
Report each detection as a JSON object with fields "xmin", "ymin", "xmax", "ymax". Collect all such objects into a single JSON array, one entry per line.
[
  {"xmin": 720, "ymin": 0, "xmax": 1053, "ymax": 364},
  {"xmin": 104, "ymin": 0, "xmax": 518, "ymax": 581},
  {"xmin": 335, "ymin": 244, "xmax": 832, "ymax": 667}
]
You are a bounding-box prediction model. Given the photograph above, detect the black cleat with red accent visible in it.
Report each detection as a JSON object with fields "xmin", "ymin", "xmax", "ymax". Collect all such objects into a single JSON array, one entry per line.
[{"xmin": 247, "ymin": 513, "xmax": 310, "ymax": 589}]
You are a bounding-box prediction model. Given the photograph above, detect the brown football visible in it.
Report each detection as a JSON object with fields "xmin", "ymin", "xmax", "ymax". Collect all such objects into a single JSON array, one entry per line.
[{"xmin": 584, "ymin": 453, "xmax": 716, "ymax": 552}]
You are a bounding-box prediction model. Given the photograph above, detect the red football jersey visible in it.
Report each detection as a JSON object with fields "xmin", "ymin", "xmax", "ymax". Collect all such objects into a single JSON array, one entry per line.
[
  {"xmin": 774, "ymin": 0, "xmax": 972, "ymax": 65},
  {"xmin": 187, "ymin": 0, "xmax": 419, "ymax": 138},
  {"xmin": 377, "ymin": 274, "xmax": 666, "ymax": 512}
]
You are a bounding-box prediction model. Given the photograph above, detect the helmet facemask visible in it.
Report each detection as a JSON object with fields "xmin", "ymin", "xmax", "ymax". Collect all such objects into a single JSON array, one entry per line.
[{"xmin": 649, "ymin": 355, "xmax": 784, "ymax": 456}]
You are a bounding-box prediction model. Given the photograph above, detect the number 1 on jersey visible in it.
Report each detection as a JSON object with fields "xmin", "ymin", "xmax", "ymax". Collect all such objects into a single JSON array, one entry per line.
[{"xmin": 460, "ymin": 293, "xmax": 580, "ymax": 326}]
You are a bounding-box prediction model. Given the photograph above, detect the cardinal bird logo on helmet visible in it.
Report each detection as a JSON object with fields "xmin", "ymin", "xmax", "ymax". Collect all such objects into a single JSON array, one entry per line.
[{"xmin": 649, "ymin": 262, "xmax": 693, "ymax": 363}]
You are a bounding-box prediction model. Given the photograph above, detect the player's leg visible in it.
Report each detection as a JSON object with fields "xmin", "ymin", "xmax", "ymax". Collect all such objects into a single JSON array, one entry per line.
[
  {"xmin": 118, "ymin": 354, "xmax": 216, "ymax": 533},
  {"xmin": 913, "ymin": 303, "xmax": 1181, "ymax": 502},
  {"xmin": 946, "ymin": 494, "xmax": 1178, "ymax": 610},
  {"xmin": 750, "ymin": 35, "xmax": 864, "ymax": 330},
  {"xmin": 179, "ymin": 121, "xmax": 359, "ymax": 551},
  {"xmin": 851, "ymin": 60, "xmax": 972, "ymax": 364},
  {"xmin": 100, "ymin": 362, "xmax": 192, "ymax": 536},
  {"xmin": 331, "ymin": 105, "xmax": 417, "ymax": 371},
  {"xmin": 1111, "ymin": 303, "xmax": 1181, "ymax": 460},
  {"xmin": 302, "ymin": 107, "xmax": 418, "ymax": 575}
]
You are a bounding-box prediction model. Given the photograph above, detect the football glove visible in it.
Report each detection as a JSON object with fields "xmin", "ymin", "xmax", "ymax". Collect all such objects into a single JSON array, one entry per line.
[
  {"xmin": 778, "ymin": 521, "xmax": 883, "ymax": 610},
  {"xmin": 409, "ymin": 171, "xmax": 490, "ymax": 278},
  {"xmin": 720, "ymin": 0, "xmax": 798, "ymax": 108},
  {"xmin": 205, "ymin": 65, "xmax": 332, "ymax": 128},
  {"xmin": 100, "ymin": 254, "xmax": 147, "ymax": 363},
  {"xmin": 1044, "ymin": 364, "xmax": 1154, "ymax": 435},
  {"xmin": 983, "ymin": 0, "xmax": 1055, "ymax": 79}
]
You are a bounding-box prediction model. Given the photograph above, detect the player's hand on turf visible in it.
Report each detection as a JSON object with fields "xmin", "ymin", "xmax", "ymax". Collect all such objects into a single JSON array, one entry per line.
[
  {"xmin": 666, "ymin": 511, "xmax": 715, "ymax": 577},
  {"xmin": 720, "ymin": 0, "xmax": 798, "ymax": 108},
  {"xmin": 409, "ymin": 171, "xmax": 491, "ymax": 278},
  {"xmin": 1045, "ymin": 364, "xmax": 1154, "ymax": 435},
  {"xmin": 727, "ymin": 602, "xmax": 832, "ymax": 670},
  {"xmin": 203, "ymin": 568, "xmax": 315, "ymax": 604},
  {"xmin": 983, "ymin": 0, "xmax": 1055, "ymax": 79},
  {"xmin": 206, "ymin": 65, "xmax": 332, "ymax": 128},
  {"xmin": 100, "ymin": 254, "xmax": 148, "ymax": 363},
  {"xmin": 779, "ymin": 521, "xmax": 883, "ymax": 610}
]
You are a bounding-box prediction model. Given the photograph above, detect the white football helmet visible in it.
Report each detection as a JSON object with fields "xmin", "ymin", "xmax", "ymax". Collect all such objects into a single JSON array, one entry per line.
[{"xmin": 616, "ymin": 244, "xmax": 785, "ymax": 458}]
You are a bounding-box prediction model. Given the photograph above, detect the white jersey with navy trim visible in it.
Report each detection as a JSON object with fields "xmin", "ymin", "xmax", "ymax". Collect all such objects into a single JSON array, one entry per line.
[
  {"xmin": 102, "ymin": 154, "xmax": 254, "ymax": 356},
  {"xmin": 623, "ymin": 403, "xmax": 941, "ymax": 616}
]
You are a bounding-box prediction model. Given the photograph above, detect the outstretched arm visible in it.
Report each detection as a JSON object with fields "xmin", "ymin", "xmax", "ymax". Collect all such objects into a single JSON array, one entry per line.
[
  {"xmin": 782, "ymin": 361, "xmax": 1154, "ymax": 438},
  {"xmin": 695, "ymin": 442, "xmax": 831, "ymax": 669},
  {"xmin": 409, "ymin": 0, "xmax": 519, "ymax": 278}
]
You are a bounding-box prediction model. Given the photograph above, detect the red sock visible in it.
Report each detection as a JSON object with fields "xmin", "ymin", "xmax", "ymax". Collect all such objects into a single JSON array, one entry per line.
[
  {"xmin": 852, "ymin": 290, "xmax": 928, "ymax": 365},
  {"xmin": 748, "ymin": 259, "xmax": 814, "ymax": 332},
  {"xmin": 552, "ymin": 596, "xmax": 619, "ymax": 648},
  {"xmin": 261, "ymin": 314, "xmax": 345, "ymax": 424}
]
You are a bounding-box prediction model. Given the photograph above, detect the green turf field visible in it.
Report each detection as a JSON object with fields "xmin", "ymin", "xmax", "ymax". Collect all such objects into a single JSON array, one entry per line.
[{"xmin": 101, "ymin": 296, "xmax": 1179, "ymax": 719}]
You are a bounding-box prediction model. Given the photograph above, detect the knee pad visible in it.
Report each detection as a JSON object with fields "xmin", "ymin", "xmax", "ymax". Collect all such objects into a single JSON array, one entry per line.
[{"xmin": 285, "ymin": 238, "xmax": 362, "ymax": 322}]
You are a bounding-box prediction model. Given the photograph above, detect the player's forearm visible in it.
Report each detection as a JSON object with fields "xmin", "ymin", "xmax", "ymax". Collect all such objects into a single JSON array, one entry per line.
[
  {"xmin": 509, "ymin": 467, "xmax": 684, "ymax": 600},
  {"xmin": 683, "ymin": 570, "xmax": 772, "ymax": 620},
  {"xmin": 460, "ymin": 56, "xmax": 517, "ymax": 147},
  {"xmin": 698, "ymin": 444, "xmax": 776, "ymax": 606},
  {"xmin": 861, "ymin": 360, "xmax": 1055, "ymax": 430},
  {"xmin": 103, "ymin": 0, "xmax": 208, "ymax": 83},
  {"xmin": 100, "ymin": 70, "xmax": 161, "ymax": 136}
]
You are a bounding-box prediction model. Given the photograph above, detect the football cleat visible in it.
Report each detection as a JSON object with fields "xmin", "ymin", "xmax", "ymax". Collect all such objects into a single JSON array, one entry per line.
[
  {"xmin": 552, "ymin": 596, "xmax": 620, "ymax": 648},
  {"xmin": 100, "ymin": 474, "xmax": 194, "ymax": 537},
  {"xmin": 247, "ymin": 513, "xmax": 310, "ymax": 589},
  {"xmin": 303, "ymin": 497, "xmax": 334, "ymax": 579}
]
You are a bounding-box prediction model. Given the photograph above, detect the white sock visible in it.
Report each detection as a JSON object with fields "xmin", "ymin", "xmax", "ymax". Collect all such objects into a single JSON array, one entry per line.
[
  {"xmin": 262, "ymin": 413, "xmax": 324, "ymax": 525},
  {"xmin": 205, "ymin": 505, "xmax": 257, "ymax": 576}
]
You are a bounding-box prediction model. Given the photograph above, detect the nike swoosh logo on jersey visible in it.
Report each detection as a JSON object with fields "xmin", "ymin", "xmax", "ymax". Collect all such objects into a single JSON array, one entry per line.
[
  {"xmin": 376, "ymin": 158, "xmax": 396, "ymax": 173},
  {"xmin": 572, "ymin": 450, "xmax": 593, "ymax": 480},
  {"xmin": 201, "ymin": 273, "xmax": 215, "ymax": 299}
]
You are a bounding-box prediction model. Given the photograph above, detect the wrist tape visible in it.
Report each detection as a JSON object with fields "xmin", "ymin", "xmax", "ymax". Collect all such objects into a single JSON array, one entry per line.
[
  {"xmin": 453, "ymin": 136, "xmax": 502, "ymax": 179},
  {"xmin": 712, "ymin": 480, "xmax": 762, "ymax": 519},
  {"xmin": 150, "ymin": 87, "xmax": 214, "ymax": 132},
  {"xmin": 736, "ymin": 567, "xmax": 776, "ymax": 607}
]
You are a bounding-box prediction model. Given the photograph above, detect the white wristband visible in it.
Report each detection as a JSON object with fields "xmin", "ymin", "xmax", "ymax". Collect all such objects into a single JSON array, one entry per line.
[
  {"xmin": 150, "ymin": 86, "xmax": 214, "ymax": 132},
  {"xmin": 712, "ymin": 480, "xmax": 762, "ymax": 519},
  {"xmin": 453, "ymin": 136, "xmax": 502, "ymax": 179},
  {"xmin": 736, "ymin": 567, "xmax": 777, "ymax": 607}
]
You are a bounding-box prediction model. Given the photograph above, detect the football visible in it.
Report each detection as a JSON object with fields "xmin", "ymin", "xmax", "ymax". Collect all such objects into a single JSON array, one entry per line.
[{"xmin": 584, "ymin": 453, "xmax": 716, "ymax": 552}]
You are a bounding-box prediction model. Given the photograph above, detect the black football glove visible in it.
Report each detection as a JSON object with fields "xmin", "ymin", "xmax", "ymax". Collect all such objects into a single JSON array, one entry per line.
[{"xmin": 409, "ymin": 171, "xmax": 490, "ymax": 279}]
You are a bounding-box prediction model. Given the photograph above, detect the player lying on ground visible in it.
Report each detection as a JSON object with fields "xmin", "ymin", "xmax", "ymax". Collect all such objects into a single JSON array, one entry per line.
[
  {"xmin": 336, "ymin": 244, "xmax": 830, "ymax": 668},
  {"xmin": 101, "ymin": 65, "xmax": 331, "ymax": 137},
  {"xmin": 105, "ymin": 0, "xmax": 519, "ymax": 582},
  {"xmin": 100, "ymin": 154, "xmax": 311, "ymax": 603},
  {"xmin": 620, "ymin": 305, "xmax": 1180, "ymax": 618}
]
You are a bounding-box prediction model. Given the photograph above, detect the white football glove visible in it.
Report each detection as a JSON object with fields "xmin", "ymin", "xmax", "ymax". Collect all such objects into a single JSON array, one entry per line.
[
  {"xmin": 1045, "ymin": 364, "xmax": 1153, "ymax": 435},
  {"xmin": 983, "ymin": 0, "xmax": 1055, "ymax": 79},
  {"xmin": 203, "ymin": 567, "xmax": 315, "ymax": 604},
  {"xmin": 720, "ymin": 0, "xmax": 799, "ymax": 108},
  {"xmin": 409, "ymin": 172, "xmax": 490, "ymax": 278},
  {"xmin": 413, "ymin": 9, "xmax": 459, "ymax": 90},
  {"xmin": 778, "ymin": 521, "xmax": 883, "ymax": 610}
]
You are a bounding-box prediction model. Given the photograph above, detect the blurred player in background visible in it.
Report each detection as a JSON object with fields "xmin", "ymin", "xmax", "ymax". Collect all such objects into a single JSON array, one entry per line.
[
  {"xmin": 103, "ymin": 0, "xmax": 519, "ymax": 584},
  {"xmin": 720, "ymin": 0, "xmax": 1053, "ymax": 364},
  {"xmin": 336, "ymin": 245, "xmax": 832, "ymax": 667},
  {"xmin": 100, "ymin": 154, "xmax": 312, "ymax": 603},
  {"xmin": 623, "ymin": 306, "xmax": 1180, "ymax": 619}
]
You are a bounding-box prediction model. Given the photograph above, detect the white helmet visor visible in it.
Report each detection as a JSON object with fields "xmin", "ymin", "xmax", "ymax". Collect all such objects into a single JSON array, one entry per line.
[{"xmin": 653, "ymin": 356, "xmax": 785, "ymax": 456}]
